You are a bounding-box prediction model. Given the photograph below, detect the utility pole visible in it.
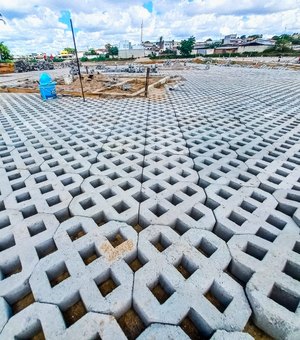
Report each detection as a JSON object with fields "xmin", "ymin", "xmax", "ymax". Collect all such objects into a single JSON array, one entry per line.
[
  {"xmin": 141, "ymin": 20, "xmax": 143, "ymax": 45},
  {"xmin": 70, "ymin": 18, "xmax": 85, "ymax": 102}
]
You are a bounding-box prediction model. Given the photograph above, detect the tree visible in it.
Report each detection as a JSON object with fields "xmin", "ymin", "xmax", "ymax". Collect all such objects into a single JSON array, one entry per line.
[
  {"xmin": 177, "ymin": 36, "xmax": 196, "ymax": 56},
  {"xmin": 275, "ymin": 36, "xmax": 292, "ymax": 52},
  {"xmin": 110, "ymin": 46, "xmax": 118, "ymax": 57},
  {"xmin": 64, "ymin": 47, "xmax": 75, "ymax": 54},
  {"xmin": 247, "ymin": 34, "xmax": 262, "ymax": 40},
  {"xmin": 0, "ymin": 42, "xmax": 12, "ymax": 61},
  {"xmin": 273, "ymin": 34, "xmax": 300, "ymax": 45},
  {"xmin": 85, "ymin": 48, "xmax": 97, "ymax": 55},
  {"xmin": 105, "ymin": 44, "xmax": 118, "ymax": 57}
]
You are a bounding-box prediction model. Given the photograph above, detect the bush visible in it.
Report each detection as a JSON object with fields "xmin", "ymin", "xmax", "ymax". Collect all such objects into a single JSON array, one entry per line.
[
  {"xmin": 0, "ymin": 59, "xmax": 13, "ymax": 63},
  {"xmin": 52, "ymin": 57, "xmax": 64, "ymax": 62},
  {"xmin": 89, "ymin": 56, "xmax": 107, "ymax": 61},
  {"xmin": 203, "ymin": 53, "xmax": 240, "ymax": 58},
  {"xmin": 149, "ymin": 54, "xmax": 197, "ymax": 60},
  {"xmin": 80, "ymin": 56, "xmax": 88, "ymax": 62},
  {"xmin": 262, "ymin": 46, "xmax": 298, "ymax": 56}
]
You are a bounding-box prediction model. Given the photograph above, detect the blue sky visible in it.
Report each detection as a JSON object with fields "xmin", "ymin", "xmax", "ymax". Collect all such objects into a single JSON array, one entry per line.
[
  {"xmin": 0, "ymin": 0, "xmax": 299, "ymax": 55},
  {"xmin": 143, "ymin": 2, "xmax": 153, "ymax": 13}
]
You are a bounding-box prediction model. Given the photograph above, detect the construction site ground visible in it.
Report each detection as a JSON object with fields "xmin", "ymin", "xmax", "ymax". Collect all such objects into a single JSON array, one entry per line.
[
  {"xmin": 0, "ymin": 70, "xmax": 167, "ymax": 98},
  {"xmin": 0, "ymin": 65, "xmax": 299, "ymax": 340}
]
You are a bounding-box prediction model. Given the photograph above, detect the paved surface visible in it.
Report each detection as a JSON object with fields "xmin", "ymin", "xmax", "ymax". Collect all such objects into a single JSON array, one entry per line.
[{"xmin": 0, "ymin": 66, "xmax": 299, "ymax": 339}]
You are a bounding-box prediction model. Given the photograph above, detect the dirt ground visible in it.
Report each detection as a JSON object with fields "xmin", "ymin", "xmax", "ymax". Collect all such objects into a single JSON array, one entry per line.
[{"xmin": 0, "ymin": 73, "xmax": 167, "ymax": 97}]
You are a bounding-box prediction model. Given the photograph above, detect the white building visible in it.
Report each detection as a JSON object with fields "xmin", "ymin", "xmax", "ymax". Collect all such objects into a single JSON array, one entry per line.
[
  {"xmin": 118, "ymin": 40, "xmax": 132, "ymax": 50},
  {"xmin": 195, "ymin": 48, "xmax": 215, "ymax": 56},
  {"xmin": 223, "ymin": 34, "xmax": 244, "ymax": 45},
  {"xmin": 118, "ymin": 44, "xmax": 147, "ymax": 59},
  {"xmin": 237, "ymin": 40, "xmax": 275, "ymax": 54}
]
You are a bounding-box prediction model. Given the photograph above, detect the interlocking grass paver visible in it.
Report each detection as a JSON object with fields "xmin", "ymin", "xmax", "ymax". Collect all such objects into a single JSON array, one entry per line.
[{"xmin": 0, "ymin": 65, "xmax": 300, "ymax": 339}]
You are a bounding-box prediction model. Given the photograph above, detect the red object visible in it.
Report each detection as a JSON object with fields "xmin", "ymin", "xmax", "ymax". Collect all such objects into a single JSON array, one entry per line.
[
  {"xmin": 50, "ymin": 54, "xmax": 54, "ymax": 60},
  {"xmin": 43, "ymin": 54, "xmax": 47, "ymax": 60}
]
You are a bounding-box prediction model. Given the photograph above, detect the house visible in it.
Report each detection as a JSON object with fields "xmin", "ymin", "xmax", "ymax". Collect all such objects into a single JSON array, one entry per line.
[
  {"xmin": 143, "ymin": 42, "xmax": 156, "ymax": 50},
  {"xmin": 214, "ymin": 46, "xmax": 239, "ymax": 54},
  {"xmin": 95, "ymin": 48, "xmax": 107, "ymax": 56},
  {"xmin": 143, "ymin": 41, "xmax": 160, "ymax": 55},
  {"xmin": 237, "ymin": 39, "xmax": 275, "ymax": 54},
  {"xmin": 57, "ymin": 50, "xmax": 73, "ymax": 59},
  {"xmin": 118, "ymin": 44, "xmax": 147, "ymax": 59},
  {"xmin": 223, "ymin": 34, "xmax": 244, "ymax": 45},
  {"xmin": 119, "ymin": 41, "xmax": 132, "ymax": 50},
  {"xmin": 195, "ymin": 48, "xmax": 215, "ymax": 56},
  {"xmin": 163, "ymin": 40, "xmax": 180, "ymax": 51},
  {"xmin": 77, "ymin": 51, "xmax": 85, "ymax": 58},
  {"xmin": 192, "ymin": 42, "xmax": 208, "ymax": 54}
]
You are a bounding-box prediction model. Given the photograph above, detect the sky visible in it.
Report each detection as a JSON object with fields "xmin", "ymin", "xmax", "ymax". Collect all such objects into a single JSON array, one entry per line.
[{"xmin": 0, "ymin": 0, "xmax": 299, "ymax": 55}]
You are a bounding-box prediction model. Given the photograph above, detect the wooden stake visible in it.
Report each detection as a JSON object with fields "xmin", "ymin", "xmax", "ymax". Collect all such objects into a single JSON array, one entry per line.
[
  {"xmin": 145, "ymin": 67, "xmax": 150, "ymax": 97},
  {"xmin": 70, "ymin": 18, "xmax": 85, "ymax": 102}
]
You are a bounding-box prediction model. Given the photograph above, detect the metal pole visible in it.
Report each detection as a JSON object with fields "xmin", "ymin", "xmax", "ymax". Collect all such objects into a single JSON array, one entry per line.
[
  {"xmin": 70, "ymin": 18, "xmax": 85, "ymax": 102},
  {"xmin": 145, "ymin": 67, "xmax": 150, "ymax": 97}
]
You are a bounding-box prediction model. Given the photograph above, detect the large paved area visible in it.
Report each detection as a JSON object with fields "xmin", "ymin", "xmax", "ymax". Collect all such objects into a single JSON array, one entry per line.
[{"xmin": 0, "ymin": 66, "xmax": 300, "ymax": 339}]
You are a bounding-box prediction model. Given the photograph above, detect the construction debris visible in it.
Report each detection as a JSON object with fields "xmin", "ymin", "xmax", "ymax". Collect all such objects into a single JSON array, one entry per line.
[
  {"xmin": 0, "ymin": 73, "xmax": 170, "ymax": 98},
  {"xmin": 14, "ymin": 60, "xmax": 54, "ymax": 73}
]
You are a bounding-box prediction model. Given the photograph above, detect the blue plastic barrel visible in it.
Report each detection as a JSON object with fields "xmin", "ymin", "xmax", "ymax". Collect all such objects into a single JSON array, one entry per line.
[{"xmin": 39, "ymin": 73, "xmax": 57, "ymax": 100}]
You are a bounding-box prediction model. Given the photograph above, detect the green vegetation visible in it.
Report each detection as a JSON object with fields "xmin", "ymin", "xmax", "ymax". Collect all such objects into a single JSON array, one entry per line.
[
  {"xmin": 64, "ymin": 47, "xmax": 75, "ymax": 54},
  {"xmin": 150, "ymin": 54, "xmax": 197, "ymax": 60},
  {"xmin": 52, "ymin": 57, "xmax": 64, "ymax": 62},
  {"xmin": 80, "ymin": 55, "xmax": 112, "ymax": 62},
  {"xmin": 247, "ymin": 34, "xmax": 263, "ymax": 40},
  {"xmin": 105, "ymin": 44, "xmax": 118, "ymax": 58},
  {"xmin": 0, "ymin": 42, "xmax": 13, "ymax": 62},
  {"xmin": 272, "ymin": 33, "xmax": 300, "ymax": 45},
  {"xmin": 177, "ymin": 36, "xmax": 196, "ymax": 56},
  {"xmin": 205, "ymin": 41, "xmax": 222, "ymax": 49},
  {"xmin": 84, "ymin": 48, "xmax": 97, "ymax": 56},
  {"xmin": 160, "ymin": 49, "xmax": 176, "ymax": 56}
]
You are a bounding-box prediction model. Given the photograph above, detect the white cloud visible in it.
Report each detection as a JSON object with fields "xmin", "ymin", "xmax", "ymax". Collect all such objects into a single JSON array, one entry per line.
[{"xmin": 0, "ymin": 0, "xmax": 299, "ymax": 55}]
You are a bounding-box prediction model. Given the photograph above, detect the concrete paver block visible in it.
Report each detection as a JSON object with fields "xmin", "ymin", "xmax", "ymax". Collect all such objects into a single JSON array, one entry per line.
[
  {"xmin": 139, "ymin": 180, "xmax": 215, "ymax": 230},
  {"xmin": 1, "ymin": 67, "xmax": 300, "ymax": 339},
  {"xmin": 0, "ymin": 302, "xmax": 126, "ymax": 340},
  {"xmin": 207, "ymin": 185, "xmax": 299, "ymax": 240},
  {"xmin": 4, "ymin": 172, "xmax": 83, "ymax": 221},
  {"xmin": 0, "ymin": 213, "xmax": 59, "ymax": 302},
  {"xmin": 137, "ymin": 323, "xmax": 190, "ymax": 339},
  {"xmin": 70, "ymin": 176, "xmax": 141, "ymax": 225},
  {"xmin": 274, "ymin": 189, "xmax": 300, "ymax": 227},
  {"xmin": 30, "ymin": 217, "xmax": 137, "ymax": 318},
  {"xmin": 229, "ymin": 233, "xmax": 300, "ymax": 338},
  {"xmin": 211, "ymin": 330, "xmax": 254, "ymax": 340},
  {"xmin": 134, "ymin": 225, "xmax": 251, "ymax": 336}
]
